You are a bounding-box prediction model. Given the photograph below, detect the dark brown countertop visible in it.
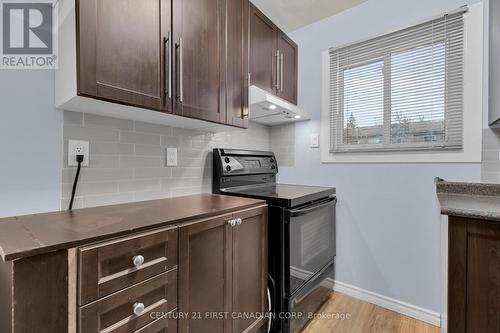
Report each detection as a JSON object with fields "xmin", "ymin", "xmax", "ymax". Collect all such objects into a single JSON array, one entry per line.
[
  {"xmin": 437, "ymin": 181, "xmax": 500, "ymax": 222},
  {"xmin": 0, "ymin": 194, "xmax": 265, "ymax": 262}
]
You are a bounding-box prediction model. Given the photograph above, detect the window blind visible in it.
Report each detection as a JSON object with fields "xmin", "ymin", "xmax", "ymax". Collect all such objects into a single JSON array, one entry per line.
[{"xmin": 329, "ymin": 8, "xmax": 466, "ymax": 153}]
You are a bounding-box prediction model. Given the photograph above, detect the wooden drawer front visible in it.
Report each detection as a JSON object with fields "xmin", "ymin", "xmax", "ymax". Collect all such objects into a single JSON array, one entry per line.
[
  {"xmin": 134, "ymin": 312, "xmax": 177, "ymax": 333},
  {"xmin": 79, "ymin": 227, "xmax": 178, "ymax": 305},
  {"xmin": 80, "ymin": 270, "xmax": 177, "ymax": 333}
]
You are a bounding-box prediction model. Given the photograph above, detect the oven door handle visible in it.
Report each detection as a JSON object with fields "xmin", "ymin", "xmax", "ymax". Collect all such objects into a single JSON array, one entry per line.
[{"xmin": 289, "ymin": 196, "xmax": 337, "ymax": 217}]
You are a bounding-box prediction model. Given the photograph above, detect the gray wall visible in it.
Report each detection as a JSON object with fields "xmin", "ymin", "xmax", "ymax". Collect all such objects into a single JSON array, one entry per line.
[
  {"xmin": 62, "ymin": 112, "xmax": 270, "ymax": 209},
  {"xmin": 0, "ymin": 71, "xmax": 62, "ymax": 218},
  {"xmin": 285, "ymin": 0, "xmax": 483, "ymax": 313}
]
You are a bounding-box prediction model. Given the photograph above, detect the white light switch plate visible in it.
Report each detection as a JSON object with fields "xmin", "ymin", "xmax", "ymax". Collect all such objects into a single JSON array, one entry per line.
[
  {"xmin": 68, "ymin": 140, "xmax": 89, "ymax": 166},
  {"xmin": 166, "ymin": 148, "xmax": 178, "ymax": 166},
  {"xmin": 310, "ymin": 133, "xmax": 320, "ymax": 148}
]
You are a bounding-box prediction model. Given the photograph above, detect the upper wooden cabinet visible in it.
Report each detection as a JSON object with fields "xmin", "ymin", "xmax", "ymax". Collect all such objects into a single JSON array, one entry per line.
[
  {"xmin": 249, "ymin": 4, "xmax": 298, "ymax": 105},
  {"xmin": 249, "ymin": 5, "xmax": 278, "ymax": 95},
  {"xmin": 57, "ymin": 0, "xmax": 297, "ymax": 128},
  {"xmin": 277, "ymin": 32, "xmax": 298, "ymax": 105},
  {"xmin": 77, "ymin": 0, "xmax": 170, "ymax": 112},
  {"xmin": 226, "ymin": 0, "xmax": 250, "ymax": 128},
  {"xmin": 172, "ymin": 0, "xmax": 226, "ymax": 123},
  {"xmin": 58, "ymin": 0, "xmax": 251, "ymax": 129}
]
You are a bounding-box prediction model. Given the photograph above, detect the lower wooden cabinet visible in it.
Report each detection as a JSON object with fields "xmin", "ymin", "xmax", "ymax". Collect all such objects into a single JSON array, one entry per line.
[
  {"xmin": 448, "ymin": 216, "xmax": 500, "ymax": 333},
  {"xmin": 0, "ymin": 201, "xmax": 267, "ymax": 333},
  {"xmin": 178, "ymin": 205, "xmax": 268, "ymax": 333}
]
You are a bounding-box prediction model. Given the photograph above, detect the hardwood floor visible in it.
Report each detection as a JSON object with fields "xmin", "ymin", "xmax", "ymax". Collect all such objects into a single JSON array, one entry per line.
[{"xmin": 302, "ymin": 292, "xmax": 440, "ymax": 333}]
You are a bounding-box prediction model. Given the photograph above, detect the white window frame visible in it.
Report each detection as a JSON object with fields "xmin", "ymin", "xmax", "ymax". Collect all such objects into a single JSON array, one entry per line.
[{"xmin": 320, "ymin": 2, "xmax": 483, "ymax": 163}]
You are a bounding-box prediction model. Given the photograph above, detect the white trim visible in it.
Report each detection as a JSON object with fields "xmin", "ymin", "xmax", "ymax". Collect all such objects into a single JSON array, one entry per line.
[
  {"xmin": 320, "ymin": 2, "xmax": 484, "ymax": 163},
  {"xmin": 291, "ymin": 266, "xmax": 440, "ymax": 327},
  {"xmin": 332, "ymin": 279, "xmax": 441, "ymax": 327}
]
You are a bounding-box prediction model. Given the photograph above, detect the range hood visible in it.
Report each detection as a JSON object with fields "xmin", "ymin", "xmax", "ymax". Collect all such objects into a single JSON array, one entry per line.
[{"xmin": 249, "ymin": 85, "xmax": 310, "ymax": 126}]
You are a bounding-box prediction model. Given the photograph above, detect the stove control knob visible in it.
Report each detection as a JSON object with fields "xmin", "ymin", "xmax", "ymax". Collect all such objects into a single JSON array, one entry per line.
[
  {"xmin": 224, "ymin": 157, "xmax": 230, "ymax": 163},
  {"xmin": 226, "ymin": 165, "xmax": 232, "ymax": 172},
  {"xmin": 270, "ymin": 158, "xmax": 275, "ymax": 163},
  {"xmin": 271, "ymin": 165, "xmax": 276, "ymax": 170}
]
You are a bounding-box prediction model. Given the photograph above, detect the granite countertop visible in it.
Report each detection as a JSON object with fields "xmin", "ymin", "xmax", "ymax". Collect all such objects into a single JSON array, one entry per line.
[
  {"xmin": 437, "ymin": 181, "xmax": 500, "ymax": 222},
  {"xmin": 0, "ymin": 194, "xmax": 265, "ymax": 262}
]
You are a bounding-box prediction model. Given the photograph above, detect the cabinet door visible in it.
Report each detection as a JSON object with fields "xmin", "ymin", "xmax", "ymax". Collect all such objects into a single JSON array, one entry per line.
[
  {"xmin": 172, "ymin": 0, "xmax": 226, "ymax": 123},
  {"xmin": 226, "ymin": 0, "xmax": 250, "ymax": 128},
  {"xmin": 249, "ymin": 5, "xmax": 278, "ymax": 95},
  {"xmin": 232, "ymin": 206, "xmax": 268, "ymax": 333},
  {"xmin": 448, "ymin": 217, "xmax": 500, "ymax": 333},
  {"xmin": 277, "ymin": 31, "xmax": 298, "ymax": 105},
  {"xmin": 178, "ymin": 215, "xmax": 233, "ymax": 333},
  {"xmin": 78, "ymin": 0, "xmax": 168, "ymax": 111}
]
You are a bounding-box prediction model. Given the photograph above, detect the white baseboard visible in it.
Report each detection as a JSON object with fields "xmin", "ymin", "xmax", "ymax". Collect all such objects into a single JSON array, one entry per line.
[{"xmin": 331, "ymin": 279, "xmax": 441, "ymax": 327}]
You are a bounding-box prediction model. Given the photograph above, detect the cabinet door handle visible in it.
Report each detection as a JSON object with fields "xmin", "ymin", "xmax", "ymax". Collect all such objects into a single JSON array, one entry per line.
[
  {"xmin": 275, "ymin": 50, "xmax": 280, "ymax": 91},
  {"xmin": 243, "ymin": 73, "xmax": 250, "ymax": 118},
  {"xmin": 164, "ymin": 32, "xmax": 172, "ymax": 99},
  {"xmin": 280, "ymin": 51, "xmax": 284, "ymax": 92},
  {"xmin": 179, "ymin": 37, "xmax": 184, "ymax": 103},
  {"xmin": 228, "ymin": 219, "xmax": 236, "ymax": 227},
  {"xmin": 236, "ymin": 218, "xmax": 242, "ymax": 226}
]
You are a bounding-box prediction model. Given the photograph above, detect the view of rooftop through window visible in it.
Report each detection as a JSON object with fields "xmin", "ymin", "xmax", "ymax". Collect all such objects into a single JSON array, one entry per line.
[{"xmin": 342, "ymin": 43, "xmax": 446, "ymax": 147}]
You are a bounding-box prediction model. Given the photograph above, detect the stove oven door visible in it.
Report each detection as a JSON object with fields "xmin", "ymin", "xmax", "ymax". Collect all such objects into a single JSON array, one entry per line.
[{"xmin": 284, "ymin": 196, "xmax": 336, "ymax": 296}]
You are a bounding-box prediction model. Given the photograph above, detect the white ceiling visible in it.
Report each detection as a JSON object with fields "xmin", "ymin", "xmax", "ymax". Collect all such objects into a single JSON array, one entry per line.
[{"xmin": 250, "ymin": 0, "xmax": 367, "ymax": 33}]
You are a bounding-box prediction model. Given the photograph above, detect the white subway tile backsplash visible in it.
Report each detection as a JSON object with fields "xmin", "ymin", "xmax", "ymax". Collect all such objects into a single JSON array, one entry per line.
[
  {"xmin": 135, "ymin": 121, "xmax": 173, "ymax": 135},
  {"xmin": 133, "ymin": 190, "xmax": 169, "ymax": 202},
  {"xmin": 62, "ymin": 167, "xmax": 134, "ymax": 183},
  {"xmin": 64, "ymin": 125, "xmax": 119, "ymax": 142},
  {"xmin": 483, "ymin": 149, "xmax": 500, "ymax": 162},
  {"xmin": 82, "ymin": 193, "xmax": 136, "ymax": 208},
  {"xmin": 62, "ymin": 181, "xmax": 119, "ymax": 198},
  {"xmin": 120, "ymin": 131, "xmax": 161, "ymax": 145},
  {"xmin": 119, "ymin": 155, "xmax": 163, "ymax": 168},
  {"xmin": 134, "ymin": 167, "xmax": 172, "ymax": 179},
  {"xmin": 62, "ymin": 111, "xmax": 270, "ymax": 208},
  {"xmin": 171, "ymin": 167, "xmax": 206, "ymax": 178},
  {"xmin": 61, "ymin": 198, "xmax": 84, "ymax": 210},
  {"xmin": 118, "ymin": 179, "xmax": 161, "ymax": 192},
  {"xmin": 134, "ymin": 145, "xmax": 166, "ymax": 156},
  {"xmin": 481, "ymin": 128, "xmax": 500, "ymax": 184},
  {"xmin": 161, "ymin": 135, "xmax": 180, "ymax": 147},
  {"xmin": 64, "ymin": 112, "xmax": 83, "ymax": 126},
  {"xmin": 88, "ymin": 155, "xmax": 120, "ymax": 169},
  {"xmin": 84, "ymin": 113, "xmax": 134, "ymax": 131},
  {"xmin": 270, "ymin": 124, "xmax": 295, "ymax": 167},
  {"xmin": 90, "ymin": 142, "xmax": 134, "ymax": 156}
]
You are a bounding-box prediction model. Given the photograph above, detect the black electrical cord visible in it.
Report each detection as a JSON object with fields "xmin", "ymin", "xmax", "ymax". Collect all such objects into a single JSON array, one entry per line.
[{"xmin": 69, "ymin": 154, "xmax": 84, "ymax": 210}]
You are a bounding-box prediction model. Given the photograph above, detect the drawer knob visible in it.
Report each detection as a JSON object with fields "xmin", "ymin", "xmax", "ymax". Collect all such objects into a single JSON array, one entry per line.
[
  {"xmin": 132, "ymin": 255, "xmax": 145, "ymax": 267},
  {"xmin": 133, "ymin": 302, "xmax": 145, "ymax": 316}
]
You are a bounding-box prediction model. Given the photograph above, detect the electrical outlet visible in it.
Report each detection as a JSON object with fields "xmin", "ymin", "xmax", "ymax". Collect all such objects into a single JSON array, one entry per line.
[
  {"xmin": 166, "ymin": 148, "xmax": 178, "ymax": 167},
  {"xmin": 68, "ymin": 140, "xmax": 89, "ymax": 167}
]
